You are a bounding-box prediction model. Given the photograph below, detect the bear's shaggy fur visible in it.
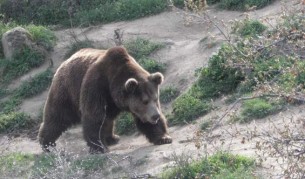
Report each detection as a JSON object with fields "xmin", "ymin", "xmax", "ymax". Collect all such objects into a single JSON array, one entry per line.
[{"xmin": 38, "ymin": 47, "xmax": 172, "ymax": 153}]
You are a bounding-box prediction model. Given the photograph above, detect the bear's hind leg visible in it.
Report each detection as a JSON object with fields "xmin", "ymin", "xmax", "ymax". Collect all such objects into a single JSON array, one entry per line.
[{"xmin": 38, "ymin": 121, "xmax": 69, "ymax": 152}]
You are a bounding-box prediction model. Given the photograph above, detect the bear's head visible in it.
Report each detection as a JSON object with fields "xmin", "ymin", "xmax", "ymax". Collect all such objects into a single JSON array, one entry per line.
[{"xmin": 124, "ymin": 72, "xmax": 164, "ymax": 124}]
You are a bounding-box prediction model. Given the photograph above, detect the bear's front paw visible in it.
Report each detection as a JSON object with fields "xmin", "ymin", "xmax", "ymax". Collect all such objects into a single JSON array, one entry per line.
[
  {"xmin": 154, "ymin": 135, "xmax": 172, "ymax": 145},
  {"xmin": 106, "ymin": 134, "xmax": 120, "ymax": 146}
]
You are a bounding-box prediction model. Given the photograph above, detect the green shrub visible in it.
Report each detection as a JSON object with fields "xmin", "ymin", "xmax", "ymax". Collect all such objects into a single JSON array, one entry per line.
[
  {"xmin": 240, "ymin": 98, "xmax": 283, "ymax": 122},
  {"xmin": 170, "ymin": 94, "xmax": 211, "ymax": 124},
  {"xmin": 208, "ymin": 0, "xmax": 221, "ymax": 4},
  {"xmin": 0, "ymin": 69, "xmax": 53, "ymax": 113},
  {"xmin": 1, "ymin": 47, "xmax": 46, "ymax": 83},
  {"xmin": 219, "ymin": 0, "xmax": 275, "ymax": 11},
  {"xmin": 124, "ymin": 37, "xmax": 166, "ymax": 73},
  {"xmin": 25, "ymin": 25, "xmax": 56, "ymax": 51},
  {"xmin": 115, "ymin": 112, "xmax": 136, "ymax": 135},
  {"xmin": 0, "ymin": 88, "xmax": 8, "ymax": 99},
  {"xmin": 232, "ymin": 19, "xmax": 267, "ymax": 37},
  {"xmin": 138, "ymin": 58, "xmax": 166, "ymax": 73},
  {"xmin": 0, "ymin": 0, "xmax": 169, "ymax": 27},
  {"xmin": 160, "ymin": 86, "xmax": 180, "ymax": 103},
  {"xmin": 161, "ymin": 152, "xmax": 256, "ymax": 179},
  {"xmin": 0, "ymin": 97, "xmax": 21, "ymax": 113},
  {"xmin": 0, "ymin": 112, "xmax": 30, "ymax": 132},
  {"xmin": 191, "ymin": 45, "xmax": 244, "ymax": 99},
  {"xmin": 65, "ymin": 40, "xmax": 95, "ymax": 58},
  {"xmin": 14, "ymin": 69, "xmax": 53, "ymax": 99}
]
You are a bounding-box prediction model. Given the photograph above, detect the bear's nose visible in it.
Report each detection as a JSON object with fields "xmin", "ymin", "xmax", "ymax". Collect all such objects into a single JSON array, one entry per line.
[{"xmin": 152, "ymin": 114, "xmax": 160, "ymax": 121}]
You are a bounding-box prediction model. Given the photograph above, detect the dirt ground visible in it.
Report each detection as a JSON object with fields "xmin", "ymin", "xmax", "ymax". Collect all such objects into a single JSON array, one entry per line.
[{"xmin": 1, "ymin": 0, "xmax": 304, "ymax": 178}]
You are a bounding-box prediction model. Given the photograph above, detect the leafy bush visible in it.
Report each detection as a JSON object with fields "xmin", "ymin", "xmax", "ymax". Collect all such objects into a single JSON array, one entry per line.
[
  {"xmin": 232, "ymin": 19, "xmax": 267, "ymax": 37},
  {"xmin": 0, "ymin": 69, "xmax": 53, "ymax": 114},
  {"xmin": 124, "ymin": 37, "xmax": 165, "ymax": 73},
  {"xmin": 0, "ymin": 0, "xmax": 169, "ymax": 27},
  {"xmin": 14, "ymin": 69, "xmax": 53, "ymax": 99},
  {"xmin": 208, "ymin": 0, "xmax": 221, "ymax": 4},
  {"xmin": 115, "ymin": 112, "xmax": 136, "ymax": 135},
  {"xmin": 0, "ymin": 88, "xmax": 8, "ymax": 99},
  {"xmin": 65, "ymin": 40, "xmax": 95, "ymax": 58},
  {"xmin": 170, "ymin": 94, "xmax": 211, "ymax": 124},
  {"xmin": 0, "ymin": 112, "xmax": 30, "ymax": 132},
  {"xmin": 160, "ymin": 86, "xmax": 180, "ymax": 103},
  {"xmin": 219, "ymin": 0, "xmax": 275, "ymax": 11},
  {"xmin": 0, "ymin": 47, "xmax": 46, "ymax": 83},
  {"xmin": 161, "ymin": 152, "xmax": 256, "ymax": 179},
  {"xmin": 25, "ymin": 25, "xmax": 56, "ymax": 51},
  {"xmin": 191, "ymin": 44, "xmax": 244, "ymax": 99}
]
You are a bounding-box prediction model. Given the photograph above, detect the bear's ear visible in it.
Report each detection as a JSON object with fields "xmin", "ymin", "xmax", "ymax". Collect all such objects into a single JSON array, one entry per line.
[
  {"xmin": 125, "ymin": 78, "xmax": 138, "ymax": 93},
  {"xmin": 149, "ymin": 72, "xmax": 164, "ymax": 85}
]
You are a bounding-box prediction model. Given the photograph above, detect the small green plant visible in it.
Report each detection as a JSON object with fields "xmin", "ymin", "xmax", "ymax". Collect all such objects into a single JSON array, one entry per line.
[
  {"xmin": 239, "ymin": 98, "xmax": 283, "ymax": 123},
  {"xmin": 200, "ymin": 119, "xmax": 213, "ymax": 131},
  {"xmin": 232, "ymin": 19, "xmax": 267, "ymax": 37},
  {"xmin": 124, "ymin": 37, "xmax": 164, "ymax": 59},
  {"xmin": 115, "ymin": 112, "xmax": 136, "ymax": 135},
  {"xmin": 219, "ymin": 0, "xmax": 275, "ymax": 11},
  {"xmin": 161, "ymin": 152, "xmax": 256, "ymax": 179},
  {"xmin": 65, "ymin": 40, "xmax": 95, "ymax": 58},
  {"xmin": 160, "ymin": 86, "xmax": 180, "ymax": 103},
  {"xmin": 170, "ymin": 94, "xmax": 211, "ymax": 124},
  {"xmin": 73, "ymin": 155, "xmax": 107, "ymax": 172},
  {"xmin": 0, "ymin": 112, "xmax": 30, "ymax": 133}
]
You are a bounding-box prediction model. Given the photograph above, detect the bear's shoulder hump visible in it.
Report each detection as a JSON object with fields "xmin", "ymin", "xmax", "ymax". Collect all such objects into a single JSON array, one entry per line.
[{"xmin": 105, "ymin": 46, "xmax": 129, "ymax": 61}]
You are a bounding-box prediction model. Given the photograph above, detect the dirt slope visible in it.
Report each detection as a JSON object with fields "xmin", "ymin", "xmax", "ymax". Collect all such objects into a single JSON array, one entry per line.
[{"xmin": 0, "ymin": 0, "xmax": 303, "ymax": 178}]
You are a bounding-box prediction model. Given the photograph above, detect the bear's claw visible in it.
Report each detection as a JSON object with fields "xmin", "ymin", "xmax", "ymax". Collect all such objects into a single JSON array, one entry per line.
[{"xmin": 154, "ymin": 135, "xmax": 172, "ymax": 145}]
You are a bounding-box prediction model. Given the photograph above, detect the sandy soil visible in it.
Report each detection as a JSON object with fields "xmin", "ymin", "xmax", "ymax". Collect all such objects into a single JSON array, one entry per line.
[{"xmin": 1, "ymin": 0, "xmax": 304, "ymax": 178}]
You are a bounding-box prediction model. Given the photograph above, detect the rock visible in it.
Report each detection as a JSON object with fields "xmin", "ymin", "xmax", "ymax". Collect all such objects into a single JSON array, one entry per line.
[{"xmin": 1, "ymin": 26, "xmax": 34, "ymax": 59}]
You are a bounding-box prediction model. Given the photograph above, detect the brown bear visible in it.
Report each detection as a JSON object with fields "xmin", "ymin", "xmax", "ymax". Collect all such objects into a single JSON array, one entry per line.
[{"xmin": 38, "ymin": 46, "xmax": 172, "ymax": 153}]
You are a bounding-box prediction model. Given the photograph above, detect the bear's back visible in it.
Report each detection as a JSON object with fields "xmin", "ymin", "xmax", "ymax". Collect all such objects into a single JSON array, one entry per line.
[{"xmin": 49, "ymin": 48, "xmax": 107, "ymax": 108}]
